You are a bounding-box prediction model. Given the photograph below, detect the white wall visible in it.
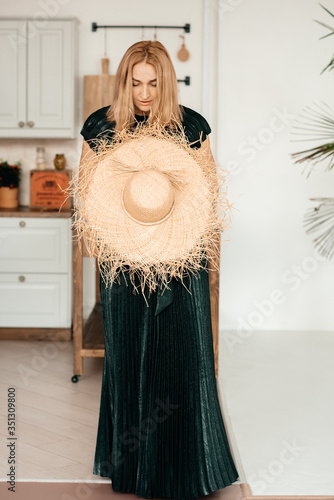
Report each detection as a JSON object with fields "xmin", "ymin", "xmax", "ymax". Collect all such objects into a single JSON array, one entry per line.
[
  {"xmin": 0, "ymin": 0, "xmax": 206, "ymax": 317},
  {"xmin": 217, "ymin": 0, "xmax": 334, "ymax": 332}
]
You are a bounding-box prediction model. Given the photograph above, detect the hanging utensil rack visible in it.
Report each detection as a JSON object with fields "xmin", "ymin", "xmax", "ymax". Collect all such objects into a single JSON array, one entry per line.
[
  {"xmin": 92, "ymin": 22, "xmax": 190, "ymax": 33},
  {"xmin": 91, "ymin": 22, "xmax": 191, "ymax": 85}
]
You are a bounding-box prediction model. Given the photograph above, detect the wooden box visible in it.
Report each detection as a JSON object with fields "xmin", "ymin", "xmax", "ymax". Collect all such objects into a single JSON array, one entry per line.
[{"xmin": 30, "ymin": 169, "xmax": 72, "ymax": 210}]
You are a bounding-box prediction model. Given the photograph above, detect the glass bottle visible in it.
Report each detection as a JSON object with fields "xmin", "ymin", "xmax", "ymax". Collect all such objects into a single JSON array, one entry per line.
[{"xmin": 36, "ymin": 147, "xmax": 46, "ymax": 170}]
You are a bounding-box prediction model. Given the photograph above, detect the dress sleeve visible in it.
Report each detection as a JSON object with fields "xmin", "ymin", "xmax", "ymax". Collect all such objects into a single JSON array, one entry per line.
[
  {"xmin": 180, "ymin": 106, "xmax": 212, "ymax": 149},
  {"xmin": 80, "ymin": 106, "xmax": 115, "ymax": 152}
]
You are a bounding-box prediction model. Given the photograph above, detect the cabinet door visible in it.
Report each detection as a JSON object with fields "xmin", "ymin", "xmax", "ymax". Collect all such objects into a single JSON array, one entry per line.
[
  {"xmin": 0, "ymin": 273, "xmax": 71, "ymax": 327},
  {"xmin": 0, "ymin": 218, "xmax": 71, "ymax": 273},
  {"xmin": 0, "ymin": 20, "xmax": 26, "ymax": 129},
  {"xmin": 27, "ymin": 20, "xmax": 74, "ymax": 134}
]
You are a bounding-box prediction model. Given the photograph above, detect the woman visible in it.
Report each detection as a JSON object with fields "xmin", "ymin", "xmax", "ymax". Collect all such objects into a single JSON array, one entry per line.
[{"xmin": 79, "ymin": 40, "xmax": 239, "ymax": 499}]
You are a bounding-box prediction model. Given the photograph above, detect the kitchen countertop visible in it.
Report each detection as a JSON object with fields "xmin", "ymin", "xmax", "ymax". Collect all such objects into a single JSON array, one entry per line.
[{"xmin": 0, "ymin": 206, "xmax": 73, "ymax": 218}]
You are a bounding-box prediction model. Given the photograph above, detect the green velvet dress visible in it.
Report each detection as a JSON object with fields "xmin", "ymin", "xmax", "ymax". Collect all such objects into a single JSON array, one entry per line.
[{"xmin": 81, "ymin": 105, "xmax": 240, "ymax": 499}]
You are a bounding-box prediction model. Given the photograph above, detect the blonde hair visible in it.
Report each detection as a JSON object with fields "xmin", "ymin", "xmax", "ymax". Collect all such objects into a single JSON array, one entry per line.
[{"xmin": 107, "ymin": 40, "xmax": 182, "ymax": 130}]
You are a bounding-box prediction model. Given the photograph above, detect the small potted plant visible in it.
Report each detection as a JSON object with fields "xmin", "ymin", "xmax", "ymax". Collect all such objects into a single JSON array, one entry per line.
[{"xmin": 0, "ymin": 161, "xmax": 22, "ymax": 208}]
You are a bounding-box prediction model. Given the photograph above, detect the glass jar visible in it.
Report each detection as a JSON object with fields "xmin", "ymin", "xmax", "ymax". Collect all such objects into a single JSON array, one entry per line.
[
  {"xmin": 54, "ymin": 154, "xmax": 66, "ymax": 170},
  {"xmin": 36, "ymin": 147, "xmax": 46, "ymax": 170}
]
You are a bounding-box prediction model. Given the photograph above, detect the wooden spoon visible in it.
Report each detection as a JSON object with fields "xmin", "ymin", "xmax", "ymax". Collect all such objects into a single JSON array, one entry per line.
[{"xmin": 177, "ymin": 36, "xmax": 190, "ymax": 62}]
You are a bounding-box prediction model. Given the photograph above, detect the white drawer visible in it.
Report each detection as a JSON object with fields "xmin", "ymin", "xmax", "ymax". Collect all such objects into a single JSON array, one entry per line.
[
  {"xmin": 0, "ymin": 273, "xmax": 71, "ymax": 328},
  {"xmin": 0, "ymin": 218, "xmax": 71, "ymax": 273}
]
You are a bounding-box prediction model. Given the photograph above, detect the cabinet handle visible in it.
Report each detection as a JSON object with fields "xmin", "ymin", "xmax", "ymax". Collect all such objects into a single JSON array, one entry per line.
[
  {"xmin": 18, "ymin": 121, "xmax": 25, "ymax": 128},
  {"xmin": 19, "ymin": 221, "xmax": 26, "ymax": 228},
  {"xmin": 27, "ymin": 121, "xmax": 34, "ymax": 128},
  {"xmin": 18, "ymin": 275, "xmax": 26, "ymax": 283}
]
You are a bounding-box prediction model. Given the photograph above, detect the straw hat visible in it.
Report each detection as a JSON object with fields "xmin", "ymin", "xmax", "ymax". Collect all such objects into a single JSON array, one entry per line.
[{"xmin": 70, "ymin": 125, "xmax": 231, "ymax": 294}]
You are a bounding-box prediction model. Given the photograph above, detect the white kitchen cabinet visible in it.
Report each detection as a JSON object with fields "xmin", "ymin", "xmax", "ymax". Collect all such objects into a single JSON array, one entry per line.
[
  {"xmin": 0, "ymin": 216, "xmax": 72, "ymax": 328},
  {"xmin": 0, "ymin": 18, "xmax": 76, "ymax": 138}
]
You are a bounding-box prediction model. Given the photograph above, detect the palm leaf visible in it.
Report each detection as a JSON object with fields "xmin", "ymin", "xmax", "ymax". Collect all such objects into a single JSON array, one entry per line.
[
  {"xmin": 314, "ymin": 20, "xmax": 334, "ymax": 39},
  {"xmin": 303, "ymin": 198, "xmax": 334, "ymax": 259},
  {"xmin": 315, "ymin": 4, "xmax": 334, "ymax": 71},
  {"xmin": 320, "ymin": 55, "xmax": 334, "ymax": 73},
  {"xmin": 290, "ymin": 102, "xmax": 334, "ymax": 177},
  {"xmin": 319, "ymin": 3, "xmax": 334, "ymax": 19}
]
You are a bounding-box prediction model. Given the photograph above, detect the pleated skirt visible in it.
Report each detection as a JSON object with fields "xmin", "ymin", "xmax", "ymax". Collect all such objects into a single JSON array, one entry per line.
[{"xmin": 94, "ymin": 263, "xmax": 239, "ymax": 499}]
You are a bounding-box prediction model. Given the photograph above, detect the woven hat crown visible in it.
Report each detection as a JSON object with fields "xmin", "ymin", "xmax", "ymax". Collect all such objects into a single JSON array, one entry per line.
[{"xmin": 122, "ymin": 169, "xmax": 175, "ymax": 225}]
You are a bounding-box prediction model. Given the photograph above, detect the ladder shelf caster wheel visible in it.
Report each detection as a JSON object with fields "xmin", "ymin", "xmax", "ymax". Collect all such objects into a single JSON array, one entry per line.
[{"xmin": 71, "ymin": 375, "xmax": 80, "ymax": 383}]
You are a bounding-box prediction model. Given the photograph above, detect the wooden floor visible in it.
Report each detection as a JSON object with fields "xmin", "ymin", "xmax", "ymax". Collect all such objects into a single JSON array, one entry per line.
[
  {"xmin": 0, "ymin": 339, "xmax": 103, "ymax": 481},
  {"xmin": 0, "ymin": 338, "xmax": 244, "ymax": 500}
]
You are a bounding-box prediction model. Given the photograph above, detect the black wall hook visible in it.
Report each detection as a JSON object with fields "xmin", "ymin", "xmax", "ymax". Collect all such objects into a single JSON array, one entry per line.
[{"xmin": 177, "ymin": 76, "xmax": 191, "ymax": 86}]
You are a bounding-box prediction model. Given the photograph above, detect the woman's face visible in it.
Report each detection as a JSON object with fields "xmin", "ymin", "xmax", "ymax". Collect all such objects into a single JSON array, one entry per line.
[{"xmin": 132, "ymin": 62, "xmax": 158, "ymax": 115}]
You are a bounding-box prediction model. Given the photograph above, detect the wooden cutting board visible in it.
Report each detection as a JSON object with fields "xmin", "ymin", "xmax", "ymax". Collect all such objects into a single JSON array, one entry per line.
[{"xmin": 83, "ymin": 58, "xmax": 115, "ymax": 122}]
